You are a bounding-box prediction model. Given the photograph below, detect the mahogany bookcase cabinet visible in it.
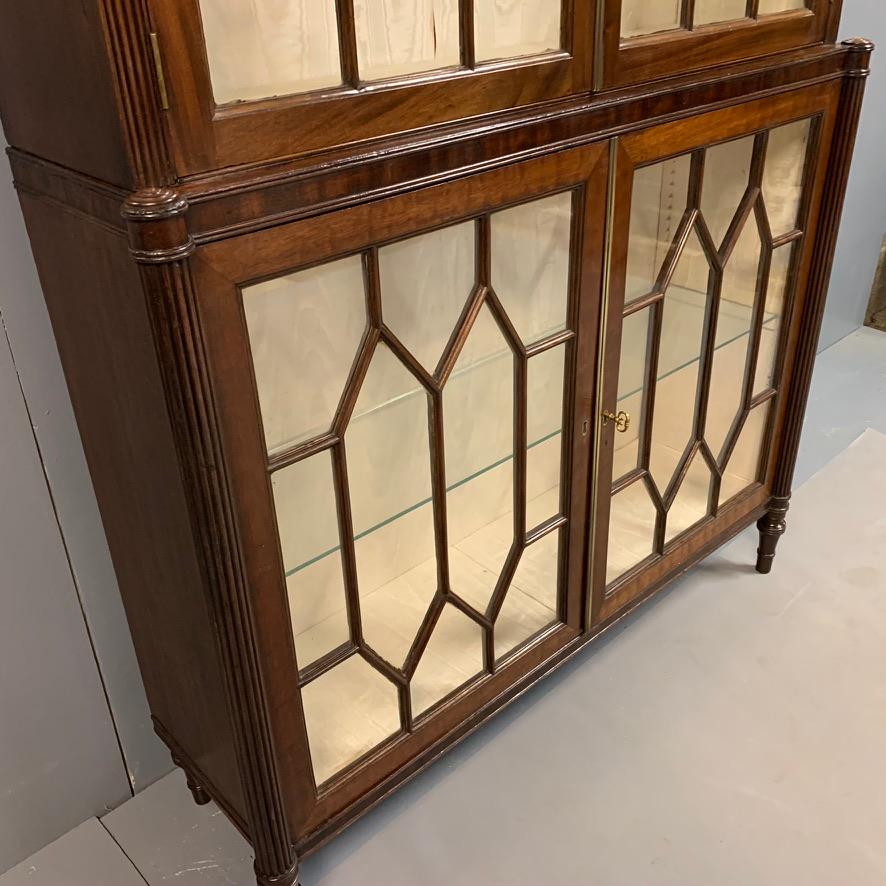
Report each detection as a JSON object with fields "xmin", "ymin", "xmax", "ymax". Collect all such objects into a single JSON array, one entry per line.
[{"xmin": 0, "ymin": 2, "xmax": 871, "ymax": 883}]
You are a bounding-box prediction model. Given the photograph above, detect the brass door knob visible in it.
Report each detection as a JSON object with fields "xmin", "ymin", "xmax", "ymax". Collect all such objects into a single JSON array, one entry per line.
[{"xmin": 602, "ymin": 409, "xmax": 631, "ymax": 433}]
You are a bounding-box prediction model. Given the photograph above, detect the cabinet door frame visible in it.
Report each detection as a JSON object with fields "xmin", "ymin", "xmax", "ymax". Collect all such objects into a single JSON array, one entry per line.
[
  {"xmin": 147, "ymin": 0, "xmax": 596, "ymax": 176},
  {"xmin": 600, "ymin": 0, "xmax": 841, "ymax": 89},
  {"xmin": 190, "ymin": 143, "xmax": 608, "ymax": 844},
  {"xmin": 588, "ymin": 82, "xmax": 840, "ymax": 627}
]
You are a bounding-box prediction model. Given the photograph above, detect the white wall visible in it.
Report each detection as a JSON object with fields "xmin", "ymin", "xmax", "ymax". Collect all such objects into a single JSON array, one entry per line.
[
  {"xmin": 0, "ymin": 313, "xmax": 132, "ymax": 870},
  {"xmin": 0, "ymin": 143, "xmax": 170, "ymax": 874},
  {"xmin": 821, "ymin": 1, "xmax": 886, "ymax": 348}
]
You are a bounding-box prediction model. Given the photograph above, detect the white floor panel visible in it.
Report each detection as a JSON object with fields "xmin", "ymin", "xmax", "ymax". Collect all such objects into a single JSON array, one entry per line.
[{"xmin": 0, "ymin": 820, "xmax": 144, "ymax": 886}]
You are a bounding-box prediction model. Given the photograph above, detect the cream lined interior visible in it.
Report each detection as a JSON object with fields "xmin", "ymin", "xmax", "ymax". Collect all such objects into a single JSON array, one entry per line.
[
  {"xmin": 197, "ymin": 0, "xmax": 809, "ymax": 103},
  {"xmin": 475, "ymin": 0, "xmax": 562, "ymax": 62},
  {"xmin": 353, "ymin": 0, "xmax": 460, "ymax": 81},
  {"xmin": 198, "ymin": 0, "xmax": 563, "ymax": 104},
  {"xmin": 693, "ymin": 0, "xmax": 748, "ymax": 26},
  {"xmin": 758, "ymin": 0, "xmax": 807, "ymax": 13},
  {"xmin": 621, "ymin": 0, "xmax": 809, "ymax": 38},
  {"xmin": 621, "ymin": 0, "xmax": 682, "ymax": 39},
  {"xmin": 198, "ymin": 0, "xmax": 342, "ymax": 103},
  {"xmin": 606, "ymin": 119, "xmax": 810, "ymax": 587},
  {"xmin": 244, "ymin": 193, "xmax": 572, "ymax": 785}
]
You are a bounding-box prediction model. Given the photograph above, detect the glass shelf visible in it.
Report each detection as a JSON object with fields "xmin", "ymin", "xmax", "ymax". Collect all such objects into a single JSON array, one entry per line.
[
  {"xmin": 617, "ymin": 284, "xmax": 778, "ymax": 404},
  {"xmin": 273, "ymin": 326, "xmax": 567, "ymax": 741},
  {"xmin": 275, "ymin": 285, "xmax": 772, "ymax": 662},
  {"xmin": 268, "ymin": 319, "xmax": 567, "ymax": 454},
  {"xmin": 283, "ymin": 330, "xmax": 567, "ymax": 579},
  {"xmin": 286, "ymin": 428, "xmax": 563, "ymax": 580},
  {"xmin": 612, "ymin": 282, "xmax": 781, "ymax": 487}
]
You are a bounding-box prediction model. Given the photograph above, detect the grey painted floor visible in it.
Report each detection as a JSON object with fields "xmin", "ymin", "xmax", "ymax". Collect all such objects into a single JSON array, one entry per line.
[{"xmin": 2, "ymin": 326, "xmax": 885, "ymax": 886}]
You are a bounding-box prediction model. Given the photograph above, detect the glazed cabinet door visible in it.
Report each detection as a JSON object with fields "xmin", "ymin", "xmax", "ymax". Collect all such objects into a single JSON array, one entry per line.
[
  {"xmin": 148, "ymin": 0, "xmax": 594, "ymax": 174},
  {"xmin": 191, "ymin": 144, "xmax": 608, "ymax": 844},
  {"xmin": 590, "ymin": 84, "xmax": 840, "ymax": 625},
  {"xmin": 602, "ymin": 0, "xmax": 840, "ymax": 88}
]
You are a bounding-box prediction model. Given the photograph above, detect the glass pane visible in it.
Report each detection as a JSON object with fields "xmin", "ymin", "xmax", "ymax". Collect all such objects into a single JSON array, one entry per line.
[
  {"xmin": 495, "ymin": 529, "xmax": 560, "ymax": 660},
  {"xmin": 720, "ymin": 403, "xmax": 771, "ymax": 505},
  {"xmin": 754, "ymin": 245, "xmax": 793, "ymax": 395},
  {"xmin": 273, "ymin": 452, "xmax": 349, "ymax": 669},
  {"xmin": 527, "ymin": 345, "xmax": 566, "ymax": 530},
  {"xmin": 706, "ymin": 219, "xmax": 761, "ymax": 458},
  {"xmin": 244, "ymin": 255, "xmax": 366, "ymax": 454},
  {"xmin": 347, "ymin": 343, "xmax": 438, "ymax": 666},
  {"xmin": 302, "ymin": 655, "xmax": 400, "ymax": 784},
  {"xmin": 649, "ymin": 228, "xmax": 709, "ymax": 492},
  {"xmin": 693, "ymin": 0, "xmax": 748, "ymax": 26},
  {"xmin": 621, "ymin": 0, "xmax": 682, "ymax": 38},
  {"xmin": 665, "ymin": 452, "xmax": 712, "ymax": 543},
  {"xmin": 380, "ymin": 221, "xmax": 476, "ymax": 373},
  {"xmin": 763, "ymin": 119, "xmax": 812, "ymax": 237},
  {"xmin": 758, "ymin": 0, "xmax": 806, "ymax": 13},
  {"xmin": 354, "ymin": 0, "xmax": 460, "ymax": 81},
  {"xmin": 613, "ymin": 308, "xmax": 651, "ymax": 481},
  {"xmin": 625, "ymin": 157, "xmax": 691, "ymax": 304},
  {"xmin": 199, "ymin": 0, "xmax": 342, "ymax": 104},
  {"xmin": 491, "ymin": 192, "xmax": 573, "ymax": 345},
  {"xmin": 606, "ymin": 479, "xmax": 657, "ymax": 585},
  {"xmin": 445, "ymin": 307, "xmax": 514, "ymax": 613},
  {"xmin": 475, "ymin": 0, "xmax": 561, "ymax": 62},
  {"xmin": 700, "ymin": 135, "xmax": 754, "ymax": 249},
  {"xmin": 411, "ymin": 603, "xmax": 484, "ymax": 714}
]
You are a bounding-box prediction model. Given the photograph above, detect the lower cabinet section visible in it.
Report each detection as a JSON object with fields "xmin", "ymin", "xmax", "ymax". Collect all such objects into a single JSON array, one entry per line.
[
  {"xmin": 193, "ymin": 143, "xmax": 607, "ymax": 824},
  {"xmin": 187, "ymin": 82, "xmax": 840, "ymax": 849}
]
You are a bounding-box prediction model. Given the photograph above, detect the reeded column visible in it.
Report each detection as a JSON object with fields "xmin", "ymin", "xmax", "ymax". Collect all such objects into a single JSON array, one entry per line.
[
  {"xmin": 122, "ymin": 189, "xmax": 300, "ymax": 886},
  {"xmin": 756, "ymin": 37, "xmax": 874, "ymax": 574}
]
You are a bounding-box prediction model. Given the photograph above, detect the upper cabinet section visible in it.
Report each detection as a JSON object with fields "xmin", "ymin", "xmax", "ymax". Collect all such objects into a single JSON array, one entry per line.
[
  {"xmin": 198, "ymin": 0, "xmax": 565, "ymax": 102},
  {"xmin": 151, "ymin": 0, "xmax": 594, "ymax": 175},
  {"xmin": 604, "ymin": 0, "xmax": 839, "ymax": 88},
  {"xmin": 622, "ymin": 0, "xmax": 806, "ymax": 38},
  {"xmin": 145, "ymin": 0, "xmax": 840, "ymax": 177}
]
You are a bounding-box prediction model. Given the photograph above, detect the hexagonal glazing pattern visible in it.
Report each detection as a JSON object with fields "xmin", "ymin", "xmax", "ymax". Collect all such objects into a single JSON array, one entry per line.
[
  {"xmin": 607, "ymin": 117, "xmax": 814, "ymax": 588},
  {"xmin": 249, "ymin": 193, "xmax": 577, "ymax": 787}
]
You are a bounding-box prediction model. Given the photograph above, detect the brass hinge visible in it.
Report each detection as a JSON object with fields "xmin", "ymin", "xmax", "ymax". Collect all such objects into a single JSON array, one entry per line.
[{"xmin": 149, "ymin": 32, "xmax": 170, "ymax": 110}]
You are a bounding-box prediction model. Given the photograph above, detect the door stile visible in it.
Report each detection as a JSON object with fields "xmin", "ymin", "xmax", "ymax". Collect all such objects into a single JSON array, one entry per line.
[
  {"xmin": 588, "ymin": 84, "xmax": 843, "ymax": 629},
  {"xmin": 587, "ymin": 138, "xmax": 633, "ymax": 629}
]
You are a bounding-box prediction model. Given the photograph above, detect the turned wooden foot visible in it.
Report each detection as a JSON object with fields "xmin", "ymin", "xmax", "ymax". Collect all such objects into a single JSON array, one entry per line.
[
  {"xmin": 171, "ymin": 754, "xmax": 212, "ymax": 806},
  {"xmin": 255, "ymin": 860, "xmax": 300, "ymax": 885},
  {"xmin": 756, "ymin": 497, "xmax": 790, "ymax": 574},
  {"xmin": 184, "ymin": 770, "xmax": 211, "ymax": 806}
]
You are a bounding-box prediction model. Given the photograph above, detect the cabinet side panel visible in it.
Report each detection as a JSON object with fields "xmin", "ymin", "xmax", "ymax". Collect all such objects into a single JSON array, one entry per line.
[
  {"xmin": 0, "ymin": 2, "xmax": 131, "ymax": 186},
  {"xmin": 15, "ymin": 192, "xmax": 246, "ymax": 823}
]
